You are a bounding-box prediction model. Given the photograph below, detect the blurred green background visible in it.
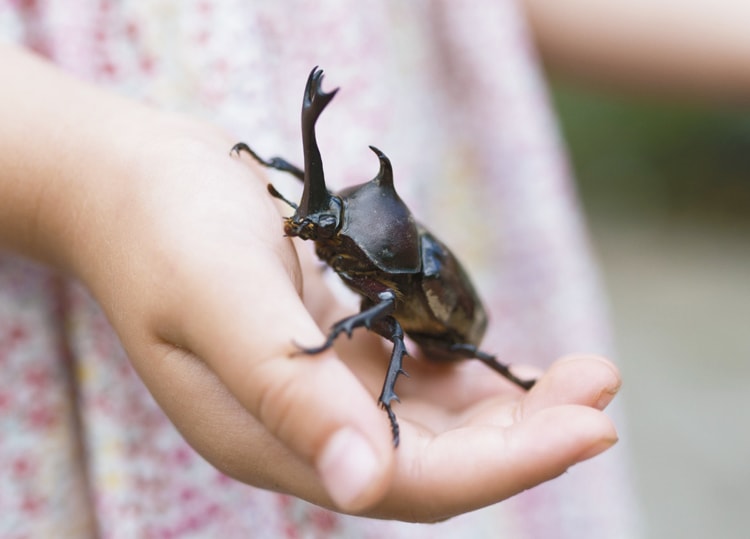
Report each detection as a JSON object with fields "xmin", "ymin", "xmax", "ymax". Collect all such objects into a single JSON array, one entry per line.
[
  {"xmin": 555, "ymin": 84, "xmax": 750, "ymax": 223},
  {"xmin": 550, "ymin": 82, "xmax": 750, "ymax": 539}
]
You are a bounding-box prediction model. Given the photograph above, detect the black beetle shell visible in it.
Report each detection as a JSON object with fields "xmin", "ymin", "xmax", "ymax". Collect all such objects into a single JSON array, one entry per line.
[
  {"xmin": 336, "ymin": 178, "xmax": 421, "ymax": 274},
  {"xmin": 417, "ymin": 230, "xmax": 488, "ymax": 346}
]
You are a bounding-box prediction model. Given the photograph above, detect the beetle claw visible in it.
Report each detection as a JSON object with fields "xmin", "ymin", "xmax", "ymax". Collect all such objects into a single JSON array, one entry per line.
[
  {"xmin": 292, "ymin": 337, "xmax": 335, "ymax": 356},
  {"xmin": 292, "ymin": 304, "xmax": 383, "ymax": 357},
  {"xmin": 232, "ymin": 142, "xmax": 306, "ymax": 181},
  {"xmin": 450, "ymin": 344, "xmax": 537, "ymax": 390},
  {"xmin": 381, "ymin": 403, "xmax": 400, "ymax": 447}
]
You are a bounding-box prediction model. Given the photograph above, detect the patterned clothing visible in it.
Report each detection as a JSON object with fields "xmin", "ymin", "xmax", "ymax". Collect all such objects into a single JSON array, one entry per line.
[{"xmin": 0, "ymin": 1, "xmax": 638, "ymax": 537}]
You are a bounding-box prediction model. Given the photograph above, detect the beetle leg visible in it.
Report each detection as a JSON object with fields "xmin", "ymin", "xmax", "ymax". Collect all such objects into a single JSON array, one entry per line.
[
  {"xmin": 294, "ymin": 290, "xmax": 406, "ymax": 445},
  {"xmin": 450, "ymin": 344, "xmax": 536, "ymax": 390},
  {"xmin": 371, "ymin": 315, "xmax": 408, "ymax": 447},
  {"xmin": 231, "ymin": 142, "xmax": 305, "ymax": 181},
  {"xmin": 296, "ymin": 291, "xmax": 396, "ymax": 355},
  {"xmin": 267, "ymin": 184, "xmax": 298, "ymax": 210}
]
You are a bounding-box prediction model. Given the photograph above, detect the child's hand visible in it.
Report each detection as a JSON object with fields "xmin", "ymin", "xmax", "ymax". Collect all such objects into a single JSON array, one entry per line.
[
  {"xmin": 49, "ymin": 114, "xmax": 400, "ymax": 511},
  {"xmin": 0, "ymin": 46, "xmax": 621, "ymax": 520},
  {"xmin": 68, "ymin": 118, "xmax": 620, "ymax": 519}
]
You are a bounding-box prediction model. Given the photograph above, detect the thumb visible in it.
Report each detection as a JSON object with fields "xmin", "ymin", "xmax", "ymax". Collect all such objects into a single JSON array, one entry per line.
[{"xmin": 182, "ymin": 251, "xmax": 396, "ymax": 511}]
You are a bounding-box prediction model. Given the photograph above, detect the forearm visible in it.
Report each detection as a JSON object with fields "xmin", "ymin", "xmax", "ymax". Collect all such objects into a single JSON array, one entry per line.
[
  {"xmin": 0, "ymin": 44, "xmax": 223, "ymax": 275},
  {"xmin": 521, "ymin": 0, "xmax": 750, "ymax": 101},
  {"xmin": 0, "ymin": 45, "xmax": 141, "ymax": 266}
]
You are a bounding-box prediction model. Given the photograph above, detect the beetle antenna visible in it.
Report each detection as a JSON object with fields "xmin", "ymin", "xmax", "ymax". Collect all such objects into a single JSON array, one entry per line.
[{"xmin": 267, "ymin": 183, "xmax": 298, "ymax": 210}]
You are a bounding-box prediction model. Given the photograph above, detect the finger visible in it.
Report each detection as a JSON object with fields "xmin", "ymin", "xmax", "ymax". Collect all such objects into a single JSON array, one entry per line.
[
  {"xmin": 520, "ymin": 354, "xmax": 622, "ymax": 417},
  {"xmin": 178, "ymin": 250, "xmax": 396, "ymax": 512},
  {"xmin": 138, "ymin": 342, "xmax": 325, "ymax": 498},
  {"xmin": 374, "ymin": 404, "xmax": 617, "ymax": 522}
]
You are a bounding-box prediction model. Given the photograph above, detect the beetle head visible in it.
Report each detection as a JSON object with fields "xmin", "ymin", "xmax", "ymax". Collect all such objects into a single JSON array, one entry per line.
[{"xmin": 284, "ymin": 196, "xmax": 343, "ymax": 240}]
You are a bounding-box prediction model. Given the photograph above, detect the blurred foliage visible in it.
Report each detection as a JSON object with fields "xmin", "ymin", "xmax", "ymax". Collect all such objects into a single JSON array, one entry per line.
[{"xmin": 550, "ymin": 81, "xmax": 750, "ymax": 224}]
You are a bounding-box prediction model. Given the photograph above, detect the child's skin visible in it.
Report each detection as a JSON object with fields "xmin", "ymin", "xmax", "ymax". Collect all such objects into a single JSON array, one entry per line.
[
  {"xmin": 0, "ymin": 45, "xmax": 620, "ymax": 520},
  {"xmin": 522, "ymin": 0, "xmax": 750, "ymax": 102}
]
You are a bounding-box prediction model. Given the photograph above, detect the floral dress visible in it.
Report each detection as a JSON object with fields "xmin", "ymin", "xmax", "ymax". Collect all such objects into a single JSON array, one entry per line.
[{"xmin": 0, "ymin": 1, "xmax": 638, "ymax": 537}]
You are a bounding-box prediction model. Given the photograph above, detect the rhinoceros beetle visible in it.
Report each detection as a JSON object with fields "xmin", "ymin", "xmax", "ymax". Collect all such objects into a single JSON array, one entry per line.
[{"xmin": 231, "ymin": 67, "xmax": 535, "ymax": 446}]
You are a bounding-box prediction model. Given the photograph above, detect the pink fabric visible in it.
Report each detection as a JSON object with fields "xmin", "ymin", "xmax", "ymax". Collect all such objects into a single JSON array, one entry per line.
[{"xmin": 0, "ymin": 1, "xmax": 638, "ymax": 537}]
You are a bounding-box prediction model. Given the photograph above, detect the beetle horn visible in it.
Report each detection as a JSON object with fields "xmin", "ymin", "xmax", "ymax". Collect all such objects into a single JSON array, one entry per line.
[
  {"xmin": 298, "ymin": 67, "xmax": 339, "ymax": 217},
  {"xmin": 368, "ymin": 145, "xmax": 394, "ymax": 188}
]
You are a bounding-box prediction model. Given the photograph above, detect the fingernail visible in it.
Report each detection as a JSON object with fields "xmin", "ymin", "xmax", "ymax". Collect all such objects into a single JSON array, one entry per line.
[
  {"xmin": 595, "ymin": 383, "xmax": 622, "ymax": 410},
  {"xmin": 317, "ymin": 427, "xmax": 381, "ymax": 510},
  {"xmin": 577, "ymin": 435, "xmax": 619, "ymax": 462}
]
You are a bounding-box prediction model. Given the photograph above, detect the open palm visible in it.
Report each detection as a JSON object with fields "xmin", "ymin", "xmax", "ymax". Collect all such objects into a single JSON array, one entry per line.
[{"xmin": 71, "ymin": 120, "xmax": 619, "ymax": 521}]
